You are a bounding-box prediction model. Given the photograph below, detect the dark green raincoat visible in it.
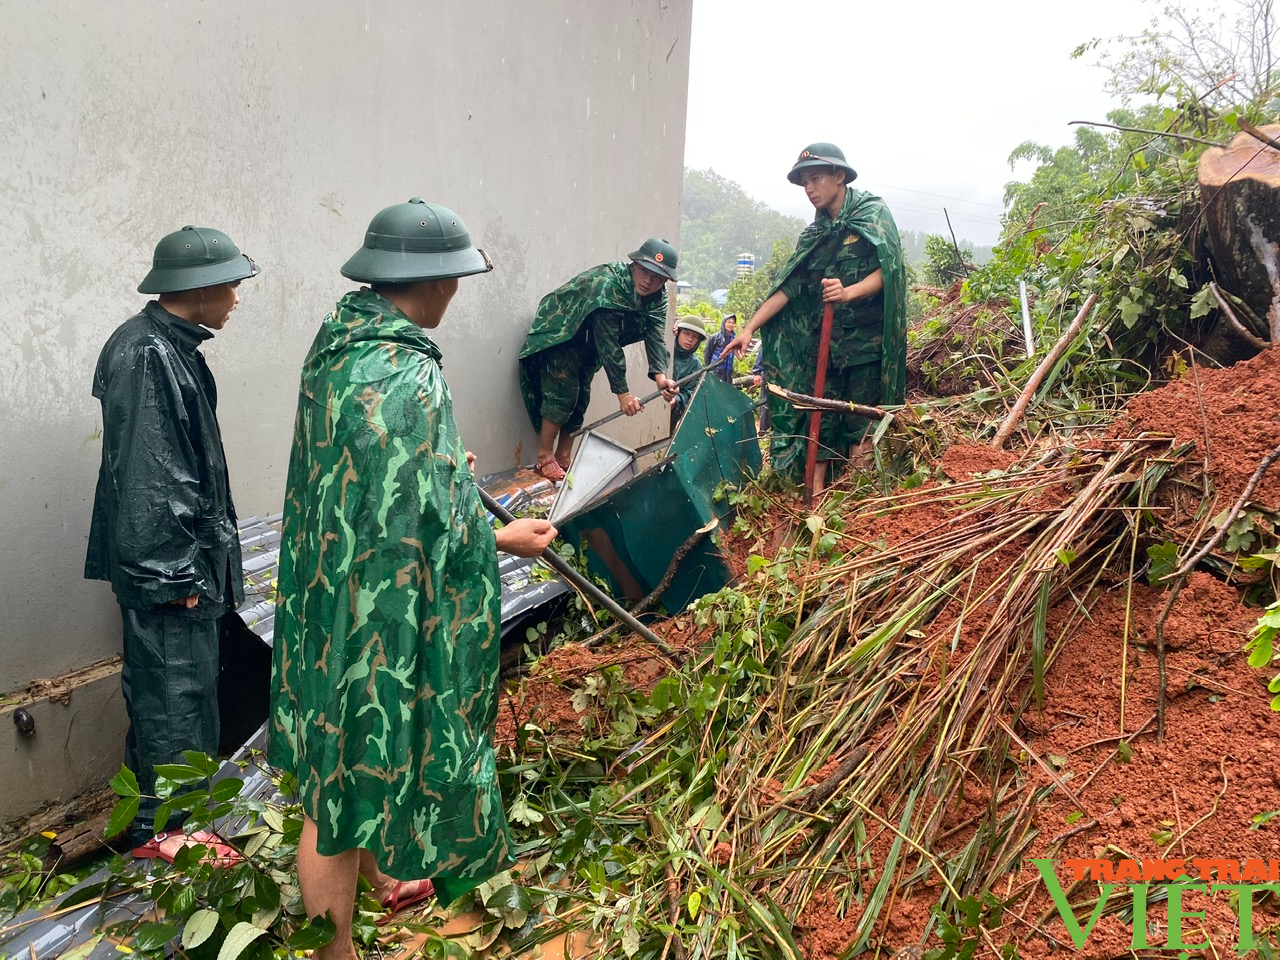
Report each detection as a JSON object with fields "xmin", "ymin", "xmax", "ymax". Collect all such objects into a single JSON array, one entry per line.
[
  {"xmin": 762, "ymin": 188, "xmax": 906, "ymax": 480},
  {"xmin": 518, "ymin": 261, "xmax": 669, "ymax": 431},
  {"xmin": 268, "ymin": 289, "xmax": 510, "ymax": 902},
  {"xmin": 669, "ymin": 333, "xmax": 705, "ymax": 431},
  {"xmin": 86, "ymin": 301, "xmax": 243, "ymax": 612}
]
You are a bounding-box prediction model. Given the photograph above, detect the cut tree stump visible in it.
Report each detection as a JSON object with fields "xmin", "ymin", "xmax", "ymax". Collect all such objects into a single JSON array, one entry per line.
[{"xmin": 1198, "ymin": 122, "xmax": 1280, "ymax": 350}]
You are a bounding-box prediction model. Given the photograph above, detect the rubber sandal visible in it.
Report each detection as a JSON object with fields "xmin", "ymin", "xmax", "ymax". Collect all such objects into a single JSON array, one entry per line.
[
  {"xmin": 532, "ymin": 459, "xmax": 566, "ymax": 483},
  {"xmin": 131, "ymin": 829, "xmax": 243, "ymax": 868},
  {"xmin": 376, "ymin": 878, "xmax": 435, "ymax": 925}
]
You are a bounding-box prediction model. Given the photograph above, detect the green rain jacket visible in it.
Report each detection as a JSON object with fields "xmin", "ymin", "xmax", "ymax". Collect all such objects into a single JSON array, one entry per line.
[
  {"xmin": 672, "ymin": 338, "xmax": 704, "ymax": 414},
  {"xmin": 519, "ymin": 261, "xmax": 670, "ymax": 422},
  {"xmin": 268, "ymin": 289, "xmax": 511, "ymax": 898},
  {"xmin": 85, "ymin": 302, "xmax": 243, "ymax": 615},
  {"xmin": 764, "ymin": 187, "xmax": 907, "ymax": 404}
]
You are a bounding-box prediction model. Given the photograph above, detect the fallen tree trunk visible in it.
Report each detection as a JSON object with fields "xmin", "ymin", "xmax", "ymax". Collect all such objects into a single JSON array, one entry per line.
[
  {"xmin": 764, "ymin": 383, "xmax": 896, "ymax": 421},
  {"xmin": 1199, "ymin": 122, "xmax": 1280, "ymax": 348}
]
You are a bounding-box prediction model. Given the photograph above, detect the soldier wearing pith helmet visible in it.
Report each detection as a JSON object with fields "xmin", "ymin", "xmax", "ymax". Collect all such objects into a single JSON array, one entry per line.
[
  {"xmin": 518, "ymin": 237, "xmax": 681, "ymax": 481},
  {"xmin": 268, "ymin": 198, "xmax": 557, "ymax": 957},
  {"xmin": 85, "ymin": 225, "xmax": 260, "ymax": 850},
  {"xmin": 724, "ymin": 142, "xmax": 907, "ymax": 494}
]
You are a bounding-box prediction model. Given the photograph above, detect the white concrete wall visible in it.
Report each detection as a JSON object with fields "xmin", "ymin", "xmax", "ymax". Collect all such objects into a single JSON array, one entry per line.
[{"xmin": 0, "ymin": 1, "xmax": 692, "ymax": 691}]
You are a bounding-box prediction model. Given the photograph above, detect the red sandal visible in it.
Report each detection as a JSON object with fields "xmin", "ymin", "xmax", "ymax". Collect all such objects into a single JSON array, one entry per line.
[
  {"xmin": 131, "ymin": 829, "xmax": 243, "ymax": 868},
  {"xmin": 376, "ymin": 878, "xmax": 435, "ymax": 925},
  {"xmin": 532, "ymin": 459, "xmax": 566, "ymax": 483}
]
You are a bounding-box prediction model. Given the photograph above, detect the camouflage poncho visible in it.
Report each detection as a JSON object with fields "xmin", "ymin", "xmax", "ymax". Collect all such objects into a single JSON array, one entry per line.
[
  {"xmin": 268, "ymin": 289, "xmax": 510, "ymax": 901},
  {"xmin": 761, "ymin": 188, "xmax": 906, "ymax": 478},
  {"xmin": 518, "ymin": 261, "xmax": 669, "ymax": 430}
]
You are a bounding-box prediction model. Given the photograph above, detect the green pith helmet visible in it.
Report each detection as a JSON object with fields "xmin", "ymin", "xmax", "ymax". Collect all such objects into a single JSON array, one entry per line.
[
  {"xmin": 341, "ymin": 197, "xmax": 493, "ymax": 283},
  {"xmin": 137, "ymin": 226, "xmax": 260, "ymax": 294},
  {"xmin": 786, "ymin": 142, "xmax": 858, "ymax": 186},
  {"xmin": 627, "ymin": 237, "xmax": 679, "ymax": 282},
  {"xmin": 675, "ymin": 319, "xmax": 707, "ymax": 341}
]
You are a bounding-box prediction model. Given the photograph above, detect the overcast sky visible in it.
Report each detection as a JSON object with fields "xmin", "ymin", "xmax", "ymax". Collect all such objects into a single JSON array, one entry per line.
[{"xmin": 683, "ymin": 0, "xmax": 1177, "ymax": 246}]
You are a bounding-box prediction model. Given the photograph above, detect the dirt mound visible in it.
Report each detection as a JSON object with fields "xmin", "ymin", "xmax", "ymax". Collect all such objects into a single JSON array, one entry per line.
[{"xmin": 1114, "ymin": 346, "xmax": 1280, "ymax": 510}]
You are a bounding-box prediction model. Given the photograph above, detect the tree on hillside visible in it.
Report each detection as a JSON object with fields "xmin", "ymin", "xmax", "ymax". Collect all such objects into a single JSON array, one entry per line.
[
  {"xmin": 680, "ymin": 169, "xmax": 806, "ymax": 291},
  {"xmin": 922, "ymin": 234, "xmax": 973, "ymax": 287}
]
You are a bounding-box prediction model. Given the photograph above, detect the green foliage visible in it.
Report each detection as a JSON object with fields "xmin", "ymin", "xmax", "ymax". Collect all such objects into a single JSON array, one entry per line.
[
  {"xmin": 680, "ymin": 168, "xmax": 805, "ymax": 292},
  {"xmin": 922, "ymin": 234, "xmax": 973, "ymax": 287},
  {"xmin": 926, "ymin": 894, "xmax": 1016, "ymax": 960},
  {"xmin": 1248, "ymin": 600, "xmax": 1280, "ymax": 709},
  {"xmin": 97, "ymin": 753, "xmax": 337, "ymax": 959},
  {"xmin": 0, "ymin": 836, "xmax": 83, "ymax": 923}
]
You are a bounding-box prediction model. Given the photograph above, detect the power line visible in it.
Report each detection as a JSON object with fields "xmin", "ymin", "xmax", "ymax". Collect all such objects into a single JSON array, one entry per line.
[{"xmin": 861, "ymin": 180, "xmax": 1007, "ymax": 209}]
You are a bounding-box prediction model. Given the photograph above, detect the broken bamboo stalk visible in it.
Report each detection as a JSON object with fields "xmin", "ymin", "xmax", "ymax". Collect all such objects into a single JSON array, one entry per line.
[
  {"xmin": 991, "ymin": 293, "xmax": 1098, "ymax": 450},
  {"xmin": 765, "ymin": 383, "xmax": 895, "ymax": 421}
]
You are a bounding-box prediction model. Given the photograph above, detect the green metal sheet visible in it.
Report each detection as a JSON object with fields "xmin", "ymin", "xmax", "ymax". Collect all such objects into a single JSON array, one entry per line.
[{"xmin": 558, "ymin": 375, "xmax": 761, "ymax": 616}]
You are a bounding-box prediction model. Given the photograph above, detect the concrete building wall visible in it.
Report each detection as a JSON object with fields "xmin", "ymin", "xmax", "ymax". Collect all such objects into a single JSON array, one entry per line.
[{"xmin": 0, "ymin": 1, "xmax": 692, "ymax": 696}]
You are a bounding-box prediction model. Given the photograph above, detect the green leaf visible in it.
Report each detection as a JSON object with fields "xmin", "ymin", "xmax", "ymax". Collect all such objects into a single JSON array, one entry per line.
[
  {"xmin": 211, "ymin": 777, "xmax": 244, "ymax": 804},
  {"xmin": 688, "ymin": 889, "xmax": 702, "ymax": 920},
  {"xmin": 135, "ymin": 921, "xmax": 180, "ymax": 952},
  {"xmin": 109, "ymin": 765, "xmax": 140, "ymax": 798},
  {"xmin": 152, "ymin": 801, "xmax": 171, "ymax": 835},
  {"xmin": 1189, "ymin": 286, "xmax": 1214, "ymax": 319},
  {"xmin": 152, "ymin": 763, "xmax": 209, "ymax": 786},
  {"xmin": 485, "ymin": 878, "xmax": 533, "ymax": 926},
  {"xmin": 105, "ymin": 796, "xmax": 139, "ymax": 840},
  {"xmin": 287, "ymin": 914, "xmax": 337, "ymax": 951},
  {"xmin": 1116, "ymin": 741, "xmax": 1133, "ymax": 762},
  {"xmin": 804, "ymin": 515, "xmax": 823, "ymax": 536},
  {"xmin": 1146, "ymin": 542, "xmax": 1179, "ymax": 585},
  {"xmin": 1151, "ymin": 829, "xmax": 1173, "ymax": 846},
  {"xmin": 57, "ymin": 934, "xmax": 105, "ymax": 960},
  {"xmin": 1249, "ymin": 634, "xmax": 1273, "ymax": 669},
  {"xmin": 1250, "ymin": 810, "xmax": 1280, "ymax": 830},
  {"xmin": 620, "ymin": 921, "xmax": 640, "ymax": 958},
  {"xmin": 180, "ymin": 751, "xmax": 222, "ymax": 778},
  {"xmin": 746, "ymin": 554, "xmax": 769, "ymax": 576},
  {"xmin": 1065, "ymin": 811, "xmax": 1083, "ymax": 825},
  {"xmin": 216, "ymin": 921, "xmax": 267, "ymax": 960}
]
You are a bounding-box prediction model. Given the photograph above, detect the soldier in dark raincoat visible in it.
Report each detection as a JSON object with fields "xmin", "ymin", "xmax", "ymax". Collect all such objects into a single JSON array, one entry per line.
[
  {"xmin": 702, "ymin": 313, "xmax": 737, "ymax": 382},
  {"xmin": 85, "ymin": 226, "xmax": 260, "ymax": 845},
  {"xmin": 268, "ymin": 198, "xmax": 556, "ymax": 958},
  {"xmin": 725, "ymin": 143, "xmax": 906, "ymax": 493},
  {"xmin": 518, "ymin": 239, "xmax": 680, "ymax": 481}
]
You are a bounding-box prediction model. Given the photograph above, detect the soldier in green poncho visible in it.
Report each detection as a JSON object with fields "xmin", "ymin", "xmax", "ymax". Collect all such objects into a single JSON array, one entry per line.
[
  {"xmin": 518, "ymin": 239, "xmax": 680, "ymax": 481},
  {"xmin": 725, "ymin": 143, "xmax": 906, "ymax": 493},
  {"xmin": 268, "ymin": 198, "xmax": 557, "ymax": 958}
]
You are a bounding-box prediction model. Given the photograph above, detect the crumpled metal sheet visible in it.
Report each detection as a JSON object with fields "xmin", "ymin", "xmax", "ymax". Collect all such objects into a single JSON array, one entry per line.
[{"xmin": 555, "ymin": 375, "xmax": 761, "ymax": 615}]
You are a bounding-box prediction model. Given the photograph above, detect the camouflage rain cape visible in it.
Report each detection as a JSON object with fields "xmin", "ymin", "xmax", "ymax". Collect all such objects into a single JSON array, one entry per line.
[
  {"xmin": 268, "ymin": 289, "xmax": 511, "ymax": 902},
  {"xmin": 761, "ymin": 187, "xmax": 906, "ymax": 479},
  {"xmin": 518, "ymin": 260, "xmax": 669, "ymax": 430}
]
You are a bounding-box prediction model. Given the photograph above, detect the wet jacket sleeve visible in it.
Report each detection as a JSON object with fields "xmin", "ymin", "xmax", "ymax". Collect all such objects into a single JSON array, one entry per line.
[
  {"xmin": 594, "ymin": 313, "xmax": 631, "ymax": 395},
  {"xmin": 102, "ymin": 346, "xmax": 205, "ymax": 604},
  {"xmin": 641, "ymin": 303, "xmax": 670, "ymax": 382}
]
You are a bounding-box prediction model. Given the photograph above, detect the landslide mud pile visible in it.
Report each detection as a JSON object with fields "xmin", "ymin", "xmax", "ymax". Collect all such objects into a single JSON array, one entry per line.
[{"xmin": 500, "ymin": 349, "xmax": 1280, "ymax": 959}]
